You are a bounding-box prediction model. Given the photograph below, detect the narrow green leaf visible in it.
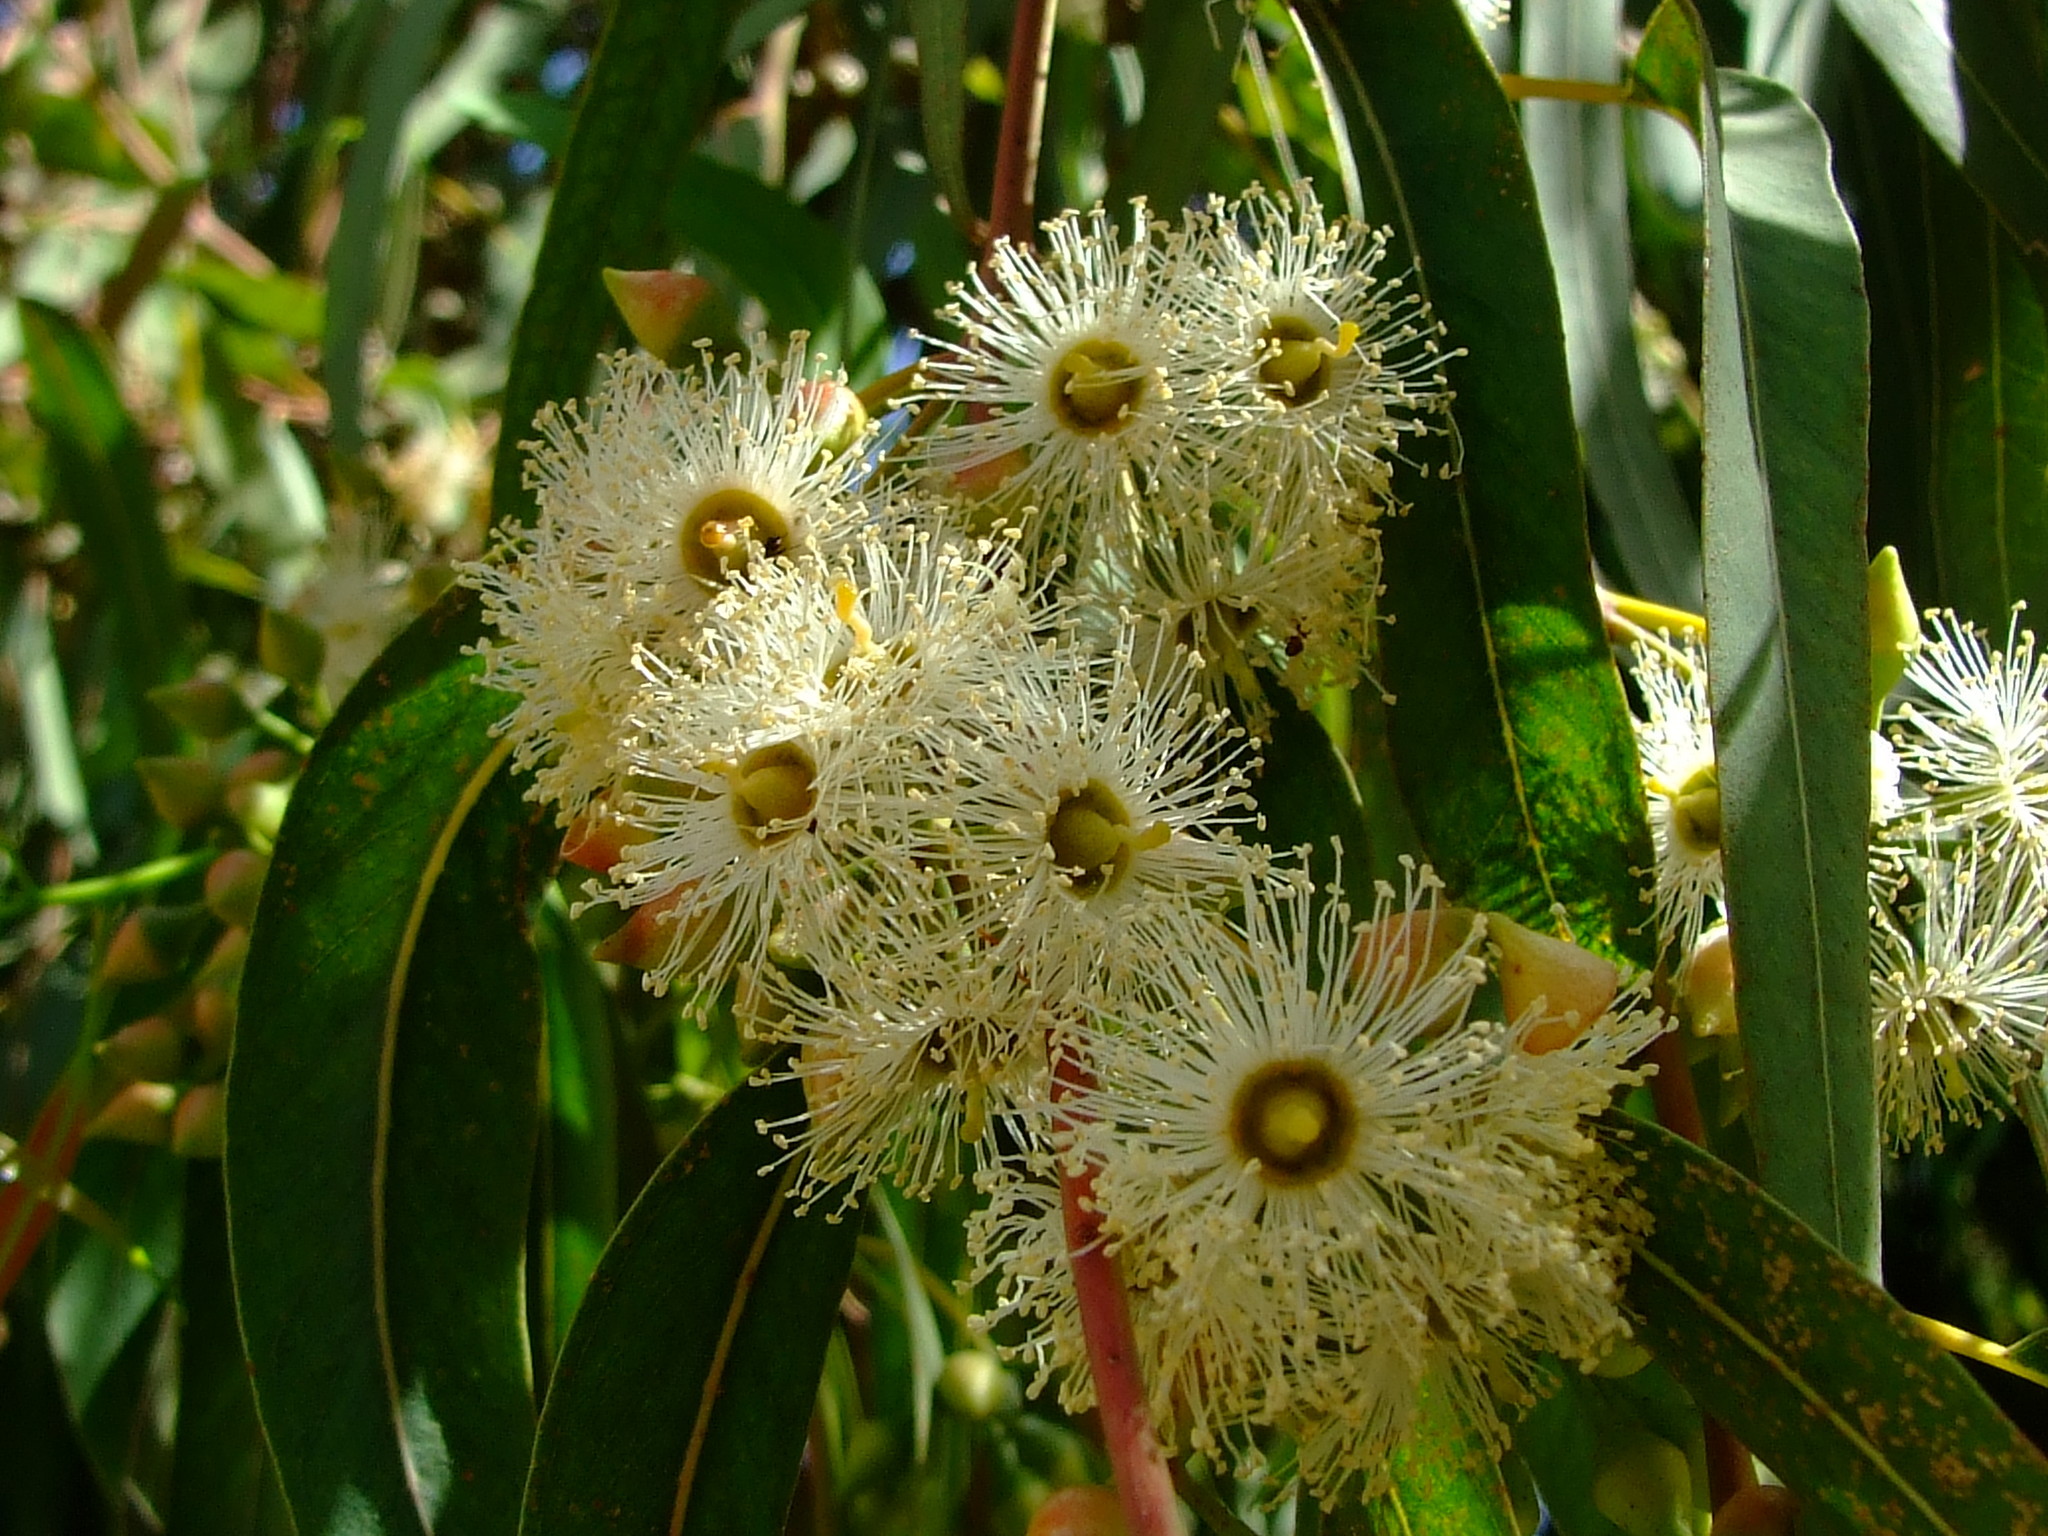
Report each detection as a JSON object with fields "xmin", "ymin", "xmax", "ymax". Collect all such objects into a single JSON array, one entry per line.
[
  {"xmin": 874, "ymin": 1187, "xmax": 945, "ymax": 1464},
  {"xmin": 1637, "ymin": 6, "xmax": 1880, "ymax": 1272},
  {"xmin": 1924, "ymin": 154, "xmax": 2048, "ymax": 627},
  {"xmin": 1607, "ymin": 1113, "xmax": 2048, "ymax": 1534},
  {"xmin": 228, "ymin": 588, "xmax": 552, "ymax": 1536},
  {"xmin": 324, "ymin": 0, "xmax": 469, "ymax": 455},
  {"xmin": 1296, "ymin": 0, "xmax": 1657, "ymax": 967},
  {"xmin": 533, "ymin": 895, "xmax": 619, "ymax": 1381},
  {"xmin": 1251, "ymin": 687, "xmax": 1382, "ymax": 913},
  {"xmin": 492, "ymin": 0, "xmax": 752, "ymax": 532},
  {"xmin": 1111, "ymin": 0, "xmax": 1244, "ymax": 216},
  {"xmin": 1832, "ymin": 0, "xmax": 2048, "ymax": 257},
  {"xmin": 19, "ymin": 300, "xmax": 187, "ymax": 744},
  {"xmin": 520, "ymin": 1075, "xmax": 860, "ymax": 1536},
  {"xmin": 1521, "ymin": 0, "xmax": 1701, "ymax": 610},
  {"xmin": 166, "ymin": 1166, "xmax": 295, "ymax": 1536},
  {"xmin": 906, "ymin": 0, "xmax": 975, "ymax": 235}
]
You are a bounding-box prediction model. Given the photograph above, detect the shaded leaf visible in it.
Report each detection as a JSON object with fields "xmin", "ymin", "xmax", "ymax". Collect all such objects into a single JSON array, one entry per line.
[
  {"xmin": 1297, "ymin": 0, "xmax": 1657, "ymax": 967},
  {"xmin": 907, "ymin": 0, "xmax": 975, "ymax": 235},
  {"xmin": 1607, "ymin": 1113, "xmax": 2048, "ymax": 1533},
  {"xmin": 520, "ymin": 1075, "xmax": 860, "ymax": 1536},
  {"xmin": 228, "ymin": 588, "xmax": 552, "ymax": 1536},
  {"xmin": 1832, "ymin": 0, "xmax": 2048, "ymax": 257},
  {"xmin": 1635, "ymin": 7, "xmax": 1879, "ymax": 1273},
  {"xmin": 1111, "ymin": 0, "xmax": 1244, "ymax": 216},
  {"xmin": 492, "ymin": 0, "xmax": 753, "ymax": 531}
]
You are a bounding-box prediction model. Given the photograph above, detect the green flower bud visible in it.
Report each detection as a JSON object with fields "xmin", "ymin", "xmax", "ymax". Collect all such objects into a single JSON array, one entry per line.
[
  {"xmin": 1868, "ymin": 546, "xmax": 1919, "ymax": 720},
  {"xmin": 1593, "ymin": 1431, "xmax": 1693, "ymax": 1536}
]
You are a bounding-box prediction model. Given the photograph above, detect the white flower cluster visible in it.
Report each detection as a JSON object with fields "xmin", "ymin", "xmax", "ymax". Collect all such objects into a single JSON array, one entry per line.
[
  {"xmin": 465, "ymin": 185, "xmax": 1657, "ymax": 1502},
  {"xmin": 1622, "ymin": 607, "xmax": 2048, "ymax": 1152}
]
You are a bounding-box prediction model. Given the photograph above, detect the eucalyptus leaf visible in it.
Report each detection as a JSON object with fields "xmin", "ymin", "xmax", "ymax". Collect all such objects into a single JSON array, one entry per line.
[
  {"xmin": 519, "ymin": 1075, "xmax": 859, "ymax": 1536},
  {"xmin": 228, "ymin": 589, "xmax": 552, "ymax": 1536}
]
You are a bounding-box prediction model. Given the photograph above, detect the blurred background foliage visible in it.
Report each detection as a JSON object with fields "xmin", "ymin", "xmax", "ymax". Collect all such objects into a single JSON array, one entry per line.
[{"xmin": 0, "ymin": 0, "xmax": 2045, "ymax": 1531}]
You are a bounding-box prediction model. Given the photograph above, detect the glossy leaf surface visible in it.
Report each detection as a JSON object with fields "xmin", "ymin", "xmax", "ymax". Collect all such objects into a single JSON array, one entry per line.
[
  {"xmin": 228, "ymin": 589, "xmax": 552, "ymax": 1536},
  {"xmin": 520, "ymin": 1075, "xmax": 859, "ymax": 1536}
]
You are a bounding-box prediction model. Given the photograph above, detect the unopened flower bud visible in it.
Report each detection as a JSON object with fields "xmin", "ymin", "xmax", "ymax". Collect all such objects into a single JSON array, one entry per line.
[
  {"xmin": 227, "ymin": 779, "xmax": 292, "ymax": 847},
  {"xmin": 1490, "ymin": 914, "xmax": 1621, "ymax": 1055},
  {"xmin": 100, "ymin": 904, "xmax": 209, "ymax": 986},
  {"xmin": 798, "ymin": 379, "xmax": 868, "ymax": 459},
  {"xmin": 1868, "ymin": 545, "xmax": 1919, "ymax": 719},
  {"xmin": 1593, "ymin": 1431, "xmax": 1693, "ymax": 1536},
  {"xmin": 937, "ymin": 1349, "xmax": 1017, "ymax": 1420},
  {"xmin": 1684, "ymin": 924, "xmax": 1738, "ymax": 1037},
  {"xmin": 190, "ymin": 984, "xmax": 238, "ymax": 1074},
  {"xmin": 96, "ymin": 1016, "xmax": 187, "ymax": 1084},
  {"xmin": 601, "ymin": 268, "xmax": 711, "ymax": 361},
  {"xmin": 228, "ymin": 748, "xmax": 296, "ymax": 788},
  {"xmin": 147, "ymin": 677, "xmax": 251, "ymax": 740},
  {"xmin": 1711, "ymin": 1484, "xmax": 1799, "ymax": 1536},
  {"xmin": 1027, "ymin": 1486, "xmax": 1127, "ymax": 1536},
  {"xmin": 172, "ymin": 1082, "xmax": 227, "ymax": 1158},
  {"xmin": 136, "ymin": 756, "xmax": 224, "ymax": 830},
  {"xmin": 86, "ymin": 1081, "xmax": 178, "ymax": 1145},
  {"xmin": 561, "ymin": 804, "xmax": 645, "ymax": 874},
  {"xmin": 259, "ymin": 608, "xmax": 328, "ymax": 692},
  {"xmin": 204, "ymin": 849, "xmax": 269, "ymax": 928}
]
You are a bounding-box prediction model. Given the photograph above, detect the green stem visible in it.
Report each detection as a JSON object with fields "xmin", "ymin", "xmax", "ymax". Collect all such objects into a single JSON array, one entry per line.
[{"xmin": 2, "ymin": 847, "xmax": 215, "ymax": 923}]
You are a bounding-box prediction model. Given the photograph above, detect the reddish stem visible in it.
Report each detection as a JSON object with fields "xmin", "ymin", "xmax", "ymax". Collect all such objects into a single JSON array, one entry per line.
[
  {"xmin": 983, "ymin": 0, "xmax": 1059, "ymax": 263},
  {"xmin": 1052, "ymin": 1048, "xmax": 1187, "ymax": 1536}
]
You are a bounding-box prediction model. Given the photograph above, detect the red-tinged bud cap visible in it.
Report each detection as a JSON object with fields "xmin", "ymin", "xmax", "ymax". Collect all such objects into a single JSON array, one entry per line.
[
  {"xmin": 136, "ymin": 756, "xmax": 224, "ymax": 830},
  {"xmin": 228, "ymin": 748, "xmax": 296, "ymax": 788},
  {"xmin": 204, "ymin": 849, "xmax": 269, "ymax": 928},
  {"xmin": 172, "ymin": 1083, "xmax": 227, "ymax": 1158},
  {"xmin": 602, "ymin": 268, "xmax": 712, "ymax": 360},
  {"xmin": 1712, "ymin": 1485, "xmax": 1799, "ymax": 1536},
  {"xmin": 951, "ymin": 449, "xmax": 1029, "ymax": 500},
  {"xmin": 147, "ymin": 677, "xmax": 251, "ymax": 740},
  {"xmin": 100, "ymin": 904, "xmax": 209, "ymax": 986},
  {"xmin": 797, "ymin": 378, "xmax": 867, "ymax": 457},
  {"xmin": 97, "ymin": 1016, "xmax": 187, "ymax": 1084},
  {"xmin": 1027, "ymin": 1486, "xmax": 1127, "ymax": 1536},
  {"xmin": 86, "ymin": 1081, "xmax": 178, "ymax": 1145},
  {"xmin": 561, "ymin": 806, "xmax": 645, "ymax": 874},
  {"xmin": 190, "ymin": 984, "xmax": 237, "ymax": 1074},
  {"xmin": 1490, "ymin": 914, "xmax": 1621, "ymax": 1055}
]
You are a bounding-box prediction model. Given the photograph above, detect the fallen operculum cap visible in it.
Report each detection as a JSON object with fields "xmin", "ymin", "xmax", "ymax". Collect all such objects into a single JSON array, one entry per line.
[{"xmin": 1488, "ymin": 914, "xmax": 1620, "ymax": 1055}]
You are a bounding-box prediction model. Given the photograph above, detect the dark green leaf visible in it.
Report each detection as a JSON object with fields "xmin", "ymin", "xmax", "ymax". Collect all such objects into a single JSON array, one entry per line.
[
  {"xmin": 1832, "ymin": 0, "xmax": 2048, "ymax": 257},
  {"xmin": 1923, "ymin": 154, "xmax": 2048, "ymax": 627},
  {"xmin": 907, "ymin": 0, "xmax": 975, "ymax": 235},
  {"xmin": 324, "ymin": 0, "xmax": 470, "ymax": 455},
  {"xmin": 492, "ymin": 0, "xmax": 752, "ymax": 532},
  {"xmin": 520, "ymin": 1075, "xmax": 859, "ymax": 1536},
  {"xmin": 19, "ymin": 300, "xmax": 187, "ymax": 747},
  {"xmin": 1522, "ymin": 0, "xmax": 1701, "ymax": 610},
  {"xmin": 1608, "ymin": 1113, "xmax": 2048, "ymax": 1533},
  {"xmin": 532, "ymin": 896, "xmax": 619, "ymax": 1382},
  {"xmin": 1251, "ymin": 686, "xmax": 1383, "ymax": 913},
  {"xmin": 1111, "ymin": 0, "xmax": 1244, "ymax": 216},
  {"xmin": 166, "ymin": 1166, "xmax": 295, "ymax": 1536},
  {"xmin": 1297, "ymin": 0, "xmax": 1657, "ymax": 967},
  {"xmin": 228, "ymin": 588, "xmax": 552, "ymax": 1536},
  {"xmin": 1637, "ymin": 6, "xmax": 1880, "ymax": 1272}
]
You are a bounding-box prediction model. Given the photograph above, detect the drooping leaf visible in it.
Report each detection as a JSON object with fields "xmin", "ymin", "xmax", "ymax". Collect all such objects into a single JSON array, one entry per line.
[
  {"xmin": 19, "ymin": 300, "xmax": 187, "ymax": 747},
  {"xmin": 519, "ymin": 1074, "xmax": 860, "ymax": 1536},
  {"xmin": 1608, "ymin": 1113, "xmax": 2048, "ymax": 1533},
  {"xmin": 1831, "ymin": 0, "xmax": 2048, "ymax": 257},
  {"xmin": 1521, "ymin": 0, "xmax": 1701, "ymax": 610},
  {"xmin": 227, "ymin": 588, "xmax": 552, "ymax": 1536},
  {"xmin": 492, "ymin": 0, "xmax": 752, "ymax": 532},
  {"xmin": 1296, "ymin": 0, "xmax": 1657, "ymax": 968},
  {"xmin": 907, "ymin": 0, "xmax": 975, "ymax": 236},
  {"xmin": 1634, "ymin": 6, "xmax": 1879, "ymax": 1275},
  {"xmin": 1111, "ymin": 0, "xmax": 1245, "ymax": 217}
]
